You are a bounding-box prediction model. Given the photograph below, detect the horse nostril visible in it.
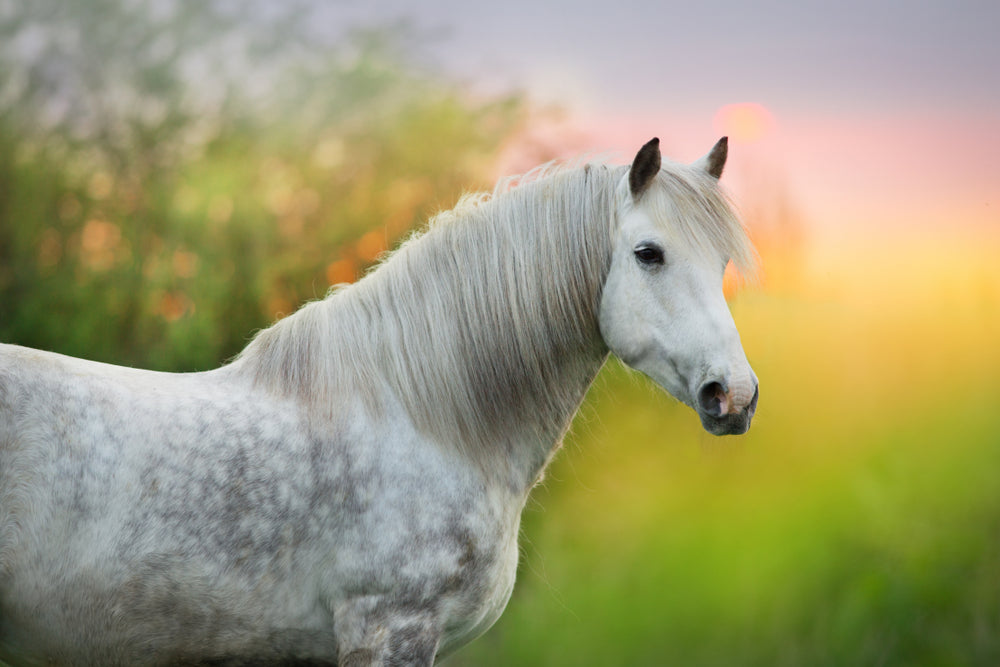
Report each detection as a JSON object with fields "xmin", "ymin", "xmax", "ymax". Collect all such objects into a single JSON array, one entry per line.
[{"xmin": 697, "ymin": 381, "xmax": 728, "ymax": 417}]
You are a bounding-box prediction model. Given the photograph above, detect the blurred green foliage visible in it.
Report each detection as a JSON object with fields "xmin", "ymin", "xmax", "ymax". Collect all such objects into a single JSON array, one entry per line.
[{"xmin": 0, "ymin": 0, "xmax": 523, "ymax": 370}]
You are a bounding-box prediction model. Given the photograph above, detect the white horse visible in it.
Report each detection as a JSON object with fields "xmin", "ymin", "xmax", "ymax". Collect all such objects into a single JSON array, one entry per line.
[{"xmin": 0, "ymin": 137, "xmax": 758, "ymax": 665}]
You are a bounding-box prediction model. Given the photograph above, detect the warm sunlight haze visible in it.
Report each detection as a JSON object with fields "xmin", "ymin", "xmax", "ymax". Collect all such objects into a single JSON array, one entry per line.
[{"xmin": 713, "ymin": 103, "xmax": 774, "ymax": 143}]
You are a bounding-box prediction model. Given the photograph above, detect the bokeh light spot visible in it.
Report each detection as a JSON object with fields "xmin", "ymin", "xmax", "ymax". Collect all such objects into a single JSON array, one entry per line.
[{"xmin": 713, "ymin": 103, "xmax": 774, "ymax": 143}]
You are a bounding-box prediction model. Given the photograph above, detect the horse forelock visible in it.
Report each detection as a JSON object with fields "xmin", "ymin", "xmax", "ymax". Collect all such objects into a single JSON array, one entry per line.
[{"xmin": 639, "ymin": 160, "xmax": 759, "ymax": 280}]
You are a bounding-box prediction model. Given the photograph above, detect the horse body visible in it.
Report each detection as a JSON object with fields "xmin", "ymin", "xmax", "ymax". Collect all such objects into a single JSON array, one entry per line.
[
  {"xmin": 0, "ymin": 138, "xmax": 758, "ymax": 665},
  {"xmin": 0, "ymin": 344, "xmax": 524, "ymax": 664}
]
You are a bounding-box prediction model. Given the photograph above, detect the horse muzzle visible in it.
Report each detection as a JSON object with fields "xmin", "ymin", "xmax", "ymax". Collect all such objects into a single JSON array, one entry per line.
[{"xmin": 695, "ymin": 380, "xmax": 759, "ymax": 436}]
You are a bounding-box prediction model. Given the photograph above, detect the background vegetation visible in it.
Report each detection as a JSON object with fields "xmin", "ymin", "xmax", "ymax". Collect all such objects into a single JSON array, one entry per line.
[
  {"xmin": 451, "ymin": 242, "xmax": 1000, "ymax": 665},
  {"xmin": 1, "ymin": 2, "xmax": 998, "ymax": 665},
  {"xmin": 0, "ymin": 0, "xmax": 523, "ymax": 370}
]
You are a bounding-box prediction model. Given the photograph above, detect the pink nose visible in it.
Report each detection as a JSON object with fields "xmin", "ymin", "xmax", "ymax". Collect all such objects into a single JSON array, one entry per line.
[{"xmin": 697, "ymin": 381, "xmax": 759, "ymax": 417}]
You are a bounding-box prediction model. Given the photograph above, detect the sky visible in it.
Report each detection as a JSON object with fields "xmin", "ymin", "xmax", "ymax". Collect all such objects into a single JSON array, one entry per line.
[{"xmin": 325, "ymin": 0, "xmax": 999, "ymax": 251}]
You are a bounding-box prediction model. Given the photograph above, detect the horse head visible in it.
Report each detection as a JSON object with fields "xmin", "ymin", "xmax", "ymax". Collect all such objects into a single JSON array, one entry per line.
[{"xmin": 599, "ymin": 137, "xmax": 758, "ymax": 435}]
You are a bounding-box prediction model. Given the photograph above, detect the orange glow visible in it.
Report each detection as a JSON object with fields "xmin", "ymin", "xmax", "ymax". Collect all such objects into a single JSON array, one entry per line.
[
  {"xmin": 158, "ymin": 291, "xmax": 193, "ymax": 322},
  {"xmin": 713, "ymin": 103, "xmax": 773, "ymax": 143},
  {"xmin": 356, "ymin": 230, "xmax": 388, "ymax": 263},
  {"xmin": 79, "ymin": 219, "xmax": 125, "ymax": 272},
  {"xmin": 325, "ymin": 258, "xmax": 357, "ymax": 285}
]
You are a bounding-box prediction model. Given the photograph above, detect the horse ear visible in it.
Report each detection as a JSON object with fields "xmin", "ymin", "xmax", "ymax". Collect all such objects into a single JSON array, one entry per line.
[
  {"xmin": 694, "ymin": 136, "xmax": 728, "ymax": 179},
  {"xmin": 629, "ymin": 137, "xmax": 661, "ymax": 199}
]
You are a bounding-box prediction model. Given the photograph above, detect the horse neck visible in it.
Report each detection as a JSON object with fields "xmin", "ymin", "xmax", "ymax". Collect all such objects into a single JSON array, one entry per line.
[
  {"xmin": 372, "ymin": 169, "xmax": 619, "ymax": 492},
  {"xmin": 239, "ymin": 165, "xmax": 622, "ymax": 495}
]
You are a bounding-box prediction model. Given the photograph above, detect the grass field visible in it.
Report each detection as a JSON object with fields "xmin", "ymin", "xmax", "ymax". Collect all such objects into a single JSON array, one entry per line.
[{"xmin": 448, "ymin": 229, "xmax": 1000, "ymax": 666}]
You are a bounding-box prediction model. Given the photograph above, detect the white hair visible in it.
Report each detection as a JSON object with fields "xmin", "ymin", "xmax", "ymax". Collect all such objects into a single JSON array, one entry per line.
[
  {"xmin": 236, "ymin": 158, "xmax": 755, "ymax": 469},
  {"xmin": 633, "ymin": 159, "xmax": 758, "ymax": 278}
]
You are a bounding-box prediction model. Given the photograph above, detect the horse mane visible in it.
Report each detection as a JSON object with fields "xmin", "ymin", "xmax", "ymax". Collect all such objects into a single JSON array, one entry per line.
[{"xmin": 235, "ymin": 157, "xmax": 755, "ymax": 469}]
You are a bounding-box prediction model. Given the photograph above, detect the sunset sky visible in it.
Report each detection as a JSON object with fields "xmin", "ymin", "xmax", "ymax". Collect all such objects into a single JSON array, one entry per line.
[{"xmin": 330, "ymin": 0, "xmax": 998, "ymax": 250}]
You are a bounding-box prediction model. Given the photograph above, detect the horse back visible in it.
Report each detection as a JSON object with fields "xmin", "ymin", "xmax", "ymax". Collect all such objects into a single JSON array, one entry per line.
[{"xmin": 0, "ymin": 343, "xmax": 345, "ymax": 660}]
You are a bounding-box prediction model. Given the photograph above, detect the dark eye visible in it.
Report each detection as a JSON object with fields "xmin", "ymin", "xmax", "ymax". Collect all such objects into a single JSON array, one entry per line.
[{"xmin": 634, "ymin": 244, "xmax": 664, "ymax": 266}]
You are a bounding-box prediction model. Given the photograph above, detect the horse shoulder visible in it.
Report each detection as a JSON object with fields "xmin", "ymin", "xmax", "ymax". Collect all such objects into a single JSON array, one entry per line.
[{"xmin": 314, "ymin": 411, "xmax": 523, "ymax": 661}]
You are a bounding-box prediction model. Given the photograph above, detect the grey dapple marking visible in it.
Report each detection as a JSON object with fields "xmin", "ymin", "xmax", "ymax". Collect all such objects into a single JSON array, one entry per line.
[{"xmin": 0, "ymin": 138, "xmax": 757, "ymax": 665}]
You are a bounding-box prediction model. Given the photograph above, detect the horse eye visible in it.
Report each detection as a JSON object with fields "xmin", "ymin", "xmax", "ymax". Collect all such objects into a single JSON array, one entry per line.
[{"xmin": 633, "ymin": 244, "xmax": 664, "ymax": 266}]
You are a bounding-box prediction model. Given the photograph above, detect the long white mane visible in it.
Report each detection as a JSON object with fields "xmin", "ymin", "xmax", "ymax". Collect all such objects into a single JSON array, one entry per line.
[{"xmin": 235, "ymin": 158, "xmax": 754, "ymax": 467}]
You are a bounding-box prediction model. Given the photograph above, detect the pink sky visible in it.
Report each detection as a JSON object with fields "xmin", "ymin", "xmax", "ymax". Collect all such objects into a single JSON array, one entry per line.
[
  {"xmin": 331, "ymin": 0, "xmax": 998, "ymax": 261},
  {"xmin": 497, "ymin": 103, "xmax": 998, "ymax": 246}
]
